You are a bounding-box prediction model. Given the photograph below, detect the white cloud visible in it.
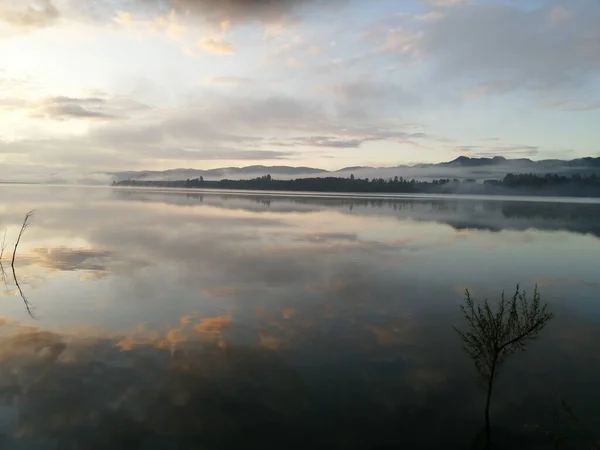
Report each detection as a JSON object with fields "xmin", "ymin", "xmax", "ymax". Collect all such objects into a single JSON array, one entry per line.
[
  {"xmin": 197, "ymin": 37, "xmax": 236, "ymax": 55},
  {"xmin": 203, "ymin": 76, "xmax": 253, "ymax": 87}
]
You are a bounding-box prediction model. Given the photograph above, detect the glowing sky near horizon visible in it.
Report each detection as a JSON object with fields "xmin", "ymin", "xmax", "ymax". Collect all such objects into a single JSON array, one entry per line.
[{"xmin": 0, "ymin": 0, "xmax": 599, "ymax": 179}]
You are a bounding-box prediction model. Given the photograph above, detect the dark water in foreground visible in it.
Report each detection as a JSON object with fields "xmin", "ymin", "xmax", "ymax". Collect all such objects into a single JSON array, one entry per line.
[{"xmin": 0, "ymin": 186, "xmax": 599, "ymax": 449}]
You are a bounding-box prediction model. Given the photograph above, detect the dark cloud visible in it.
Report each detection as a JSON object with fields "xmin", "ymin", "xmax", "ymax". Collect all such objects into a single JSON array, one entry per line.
[
  {"xmin": 1, "ymin": 0, "xmax": 346, "ymax": 30},
  {"xmin": 165, "ymin": 0, "xmax": 347, "ymax": 25},
  {"xmin": 51, "ymin": 96, "xmax": 106, "ymax": 104},
  {"xmin": 34, "ymin": 95, "xmax": 151, "ymax": 121},
  {"xmin": 41, "ymin": 103, "xmax": 116, "ymax": 120}
]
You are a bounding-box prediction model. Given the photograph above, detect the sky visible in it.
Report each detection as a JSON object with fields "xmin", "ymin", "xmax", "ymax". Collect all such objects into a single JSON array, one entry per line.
[{"xmin": 0, "ymin": 0, "xmax": 599, "ymax": 179}]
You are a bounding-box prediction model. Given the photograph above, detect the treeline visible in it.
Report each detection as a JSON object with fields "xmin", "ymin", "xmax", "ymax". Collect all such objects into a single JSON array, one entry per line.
[{"xmin": 113, "ymin": 172, "xmax": 600, "ymax": 196}]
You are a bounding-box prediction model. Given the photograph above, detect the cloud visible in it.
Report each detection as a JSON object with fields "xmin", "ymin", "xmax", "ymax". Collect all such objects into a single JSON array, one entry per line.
[
  {"xmin": 359, "ymin": 16, "xmax": 422, "ymax": 62},
  {"xmin": 203, "ymin": 76, "xmax": 253, "ymax": 87},
  {"xmin": 39, "ymin": 103, "xmax": 115, "ymax": 120},
  {"xmin": 541, "ymin": 100, "xmax": 600, "ymax": 112},
  {"xmin": 0, "ymin": 97, "xmax": 30, "ymax": 109},
  {"xmin": 459, "ymin": 145, "xmax": 540, "ymax": 159},
  {"xmin": 113, "ymin": 9, "xmax": 188, "ymax": 41},
  {"xmin": 165, "ymin": 0, "xmax": 345, "ymax": 26},
  {"xmin": 194, "ymin": 315, "xmax": 233, "ymax": 333},
  {"xmin": 417, "ymin": 2, "xmax": 600, "ymax": 93},
  {"xmin": 28, "ymin": 247, "xmax": 113, "ymax": 272},
  {"xmin": 201, "ymin": 286, "xmax": 239, "ymax": 298},
  {"xmin": 20, "ymin": 95, "xmax": 150, "ymax": 122},
  {"xmin": 329, "ymin": 80, "xmax": 420, "ymax": 119},
  {"xmin": 0, "ymin": 0, "xmax": 345, "ymax": 33},
  {"xmin": 547, "ymin": 5, "xmax": 572, "ymax": 26},
  {"xmin": 291, "ymin": 136, "xmax": 367, "ymax": 148},
  {"xmin": 422, "ymin": 0, "xmax": 466, "ymax": 7},
  {"xmin": 89, "ymin": 93, "xmax": 324, "ymax": 146},
  {"xmin": 332, "ymin": 80, "xmax": 416, "ymax": 104},
  {"xmin": 0, "ymin": 138, "xmax": 294, "ymax": 169},
  {"xmin": 0, "ymin": 0, "xmax": 60, "ymax": 29},
  {"xmin": 153, "ymin": 148, "xmax": 295, "ymax": 161},
  {"xmin": 493, "ymin": 145, "xmax": 539, "ymax": 156},
  {"xmin": 197, "ymin": 37, "xmax": 236, "ymax": 54},
  {"xmin": 270, "ymin": 130, "xmax": 430, "ymax": 149},
  {"xmin": 1, "ymin": 80, "xmax": 429, "ymax": 175},
  {"xmin": 461, "ymin": 82, "xmax": 514, "ymax": 100}
]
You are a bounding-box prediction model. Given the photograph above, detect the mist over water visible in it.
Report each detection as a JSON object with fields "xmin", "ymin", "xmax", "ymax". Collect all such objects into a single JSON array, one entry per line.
[{"xmin": 0, "ymin": 185, "xmax": 599, "ymax": 449}]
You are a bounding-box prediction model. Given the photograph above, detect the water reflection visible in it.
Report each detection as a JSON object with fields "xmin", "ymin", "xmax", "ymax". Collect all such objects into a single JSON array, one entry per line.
[
  {"xmin": 0, "ymin": 185, "xmax": 598, "ymax": 449},
  {"xmin": 0, "ymin": 214, "xmax": 35, "ymax": 319},
  {"xmin": 1, "ymin": 311, "xmax": 599, "ymax": 449},
  {"xmin": 112, "ymin": 188, "xmax": 600, "ymax": 238}
]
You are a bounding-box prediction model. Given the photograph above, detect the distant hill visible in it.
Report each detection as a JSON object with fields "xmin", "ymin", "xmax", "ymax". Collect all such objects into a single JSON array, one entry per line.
[
  {"xmin": 111, "ymin": 165, "xmax": 325, "ymax": 182},
  {"xmin": 434, "ymin": 156, "xmax": 600, "ymax": 169},
  {"xmin": 109, "ymin": 156, "xmax": 600, "ymax": 183}
]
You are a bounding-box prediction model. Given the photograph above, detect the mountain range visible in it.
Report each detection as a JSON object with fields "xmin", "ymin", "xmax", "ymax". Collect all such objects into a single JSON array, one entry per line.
[{"xmin": 110, "ymin": 156, "xmax": 600, "ymax": 183}]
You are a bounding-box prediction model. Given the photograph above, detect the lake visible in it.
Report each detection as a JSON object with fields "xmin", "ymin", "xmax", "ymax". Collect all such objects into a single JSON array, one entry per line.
[{"xmin": 0, "ymin": 185, "xmax": 599, "ymax": 449}]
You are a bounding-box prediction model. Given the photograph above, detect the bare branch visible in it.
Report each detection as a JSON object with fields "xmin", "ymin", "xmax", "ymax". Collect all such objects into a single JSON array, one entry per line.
[
  {"xmin": 11, "ymin": 210, "xmax": 34, "ymax": 269},
  {"xmin": 562, "ymin": 401, "xmax": 600, "ymax": 449},
  {"xmin": 0, "ymin": 227, "xmax": 6, "ymax": 260},
  {"xmin": 0, "ymin": 260, "xmax": 7, "ymax": 293},
  {"xmin": 6, "ymin": 211, "xmax": 37, "ymax": 319},
  {"xmin": 12, "ymin": 262, "xmax": 35, "ymax": 319}
]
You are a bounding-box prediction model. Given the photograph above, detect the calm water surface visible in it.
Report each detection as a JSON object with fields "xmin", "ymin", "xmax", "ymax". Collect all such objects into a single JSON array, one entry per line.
[{"xmin": 0, "ymin": 185, "xmax": 599, "ymax": 449}]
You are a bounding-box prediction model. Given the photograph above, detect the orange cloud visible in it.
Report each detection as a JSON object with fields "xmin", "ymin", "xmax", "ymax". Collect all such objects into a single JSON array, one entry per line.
[
  {"xmin": 194, "ymin": 315, "xmax": 233, "ymax": 333},
  {"xmin": 282, "ymin": 308, "xmax": 297, "ymax": 320},
  {"xmin": 259, "ymin": 333, "xmax": 281, "ymax": 351},
  {"xmin": 116, "ymin": 337, "xmax": 139, "ymax": 351},
  {"xmin": 180, "ymin": 315, "xmax": 198, "ymax": 325},
  {"xmin": 113, "ymin": 10, "xmax": 187, "ymax": 41}
]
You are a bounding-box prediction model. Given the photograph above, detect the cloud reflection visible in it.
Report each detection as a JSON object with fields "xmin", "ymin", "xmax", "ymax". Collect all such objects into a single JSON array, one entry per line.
[{"xmin": 0, "ymin": 309, "xmax": 597, "ymax": 449}]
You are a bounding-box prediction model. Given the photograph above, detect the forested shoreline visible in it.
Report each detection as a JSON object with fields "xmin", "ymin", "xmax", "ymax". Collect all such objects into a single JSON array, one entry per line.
[{"xmin": 113, "ymin": 173, "xmax": 600, "ymax": 197}]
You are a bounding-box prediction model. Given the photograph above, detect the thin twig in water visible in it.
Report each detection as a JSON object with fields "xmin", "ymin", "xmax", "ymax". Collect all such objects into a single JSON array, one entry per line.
[
  {"xmin": 562, "ymin": 400, "xmax": 600, "ymax": 449},
  {"xmin": 8, "ymin": 211, "xmax": 36, "ymax": 319},
  {"xmin": 0, "ymin": 227, "xmax": 6, "ymax": 261},
  {"xmin": 0, "ymin": 261, "xmax": 7, "ymax": 293},
  {"xmin": 12, "ymin": 263, "xmax": 34, "ymax": 318},
  {"xmin": 0, "ymin": 229, "xmax": 8, "ymax": 292},
  {"xmin": 11, "ymin": 210, "xmax": 34, "ymax": 269}
]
